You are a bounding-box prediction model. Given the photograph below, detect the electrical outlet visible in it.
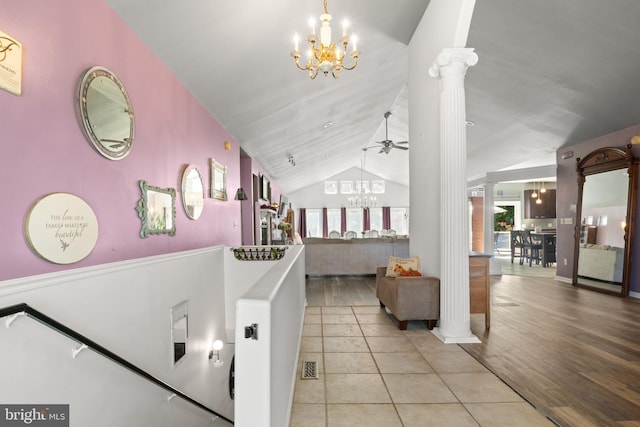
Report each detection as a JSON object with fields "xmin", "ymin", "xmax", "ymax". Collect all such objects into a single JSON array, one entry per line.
[{"xmin": 563, "ymin": 258, "xmax": 568, "ymax": 266}]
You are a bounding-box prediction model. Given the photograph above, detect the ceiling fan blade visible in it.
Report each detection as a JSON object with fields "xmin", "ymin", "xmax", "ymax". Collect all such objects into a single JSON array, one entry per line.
[
  {"xmin": 394, "ymin": 146, "xmax": 409, "ymax": 151},
  {"xmin": 394, "ymin": 141, "xmax": 409, "ymax": 145}
]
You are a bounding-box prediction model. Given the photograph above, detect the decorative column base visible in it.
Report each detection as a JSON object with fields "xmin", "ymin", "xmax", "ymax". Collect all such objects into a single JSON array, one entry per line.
[{"xmin": 431, "ymin": 327, "xmax": 481, "ymax": 344}]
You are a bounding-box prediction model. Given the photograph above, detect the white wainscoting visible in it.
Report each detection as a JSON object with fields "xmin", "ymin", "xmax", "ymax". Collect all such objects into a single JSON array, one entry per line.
[{"xmin": 234, "ymin": 245, "xmax": 306, "ymax": 427}]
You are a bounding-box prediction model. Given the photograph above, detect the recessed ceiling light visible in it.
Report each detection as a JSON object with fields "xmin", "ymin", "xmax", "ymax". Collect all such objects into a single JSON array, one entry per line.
[
  {"xmin": 465, "ymin": 120, "xmax": 475, "ymax": 127},
  {"xmin": 323, "ymin": 121, "xmax": 333, "ymax": 129}
]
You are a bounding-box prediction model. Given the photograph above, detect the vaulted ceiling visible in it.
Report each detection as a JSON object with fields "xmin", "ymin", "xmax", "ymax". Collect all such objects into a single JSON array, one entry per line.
[{"xmin": 104, "ymin": 0, "xmax": 640, "ymax": 193}]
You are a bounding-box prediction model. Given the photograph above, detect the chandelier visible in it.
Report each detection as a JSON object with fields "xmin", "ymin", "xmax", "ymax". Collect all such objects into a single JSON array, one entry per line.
[
  {"xmin": 348, "ymin": 191, "xmax": 376, "ymax": 208},
  {"xmin": 348, "ymin": 149, "xmax": 376, "ymax": 208},
  {"xmin": 290, "ymin": 0, "xmax": 359, "ymax": 79}
]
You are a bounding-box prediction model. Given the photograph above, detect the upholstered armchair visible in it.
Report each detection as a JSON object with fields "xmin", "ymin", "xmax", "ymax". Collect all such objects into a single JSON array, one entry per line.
[{"xmin": 375, "ymin": 267, "xmax": 440, "ymax": 330}]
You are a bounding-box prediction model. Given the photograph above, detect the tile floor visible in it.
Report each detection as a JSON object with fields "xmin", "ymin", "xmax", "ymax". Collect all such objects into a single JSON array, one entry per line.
[{"xmin": 290, "ymin": 305, "xmax": 554, "ymax": 427}]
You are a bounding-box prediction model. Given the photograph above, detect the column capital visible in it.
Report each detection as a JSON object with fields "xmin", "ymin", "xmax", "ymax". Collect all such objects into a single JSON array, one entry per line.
[{"xmin": 429, "ymin": 48, "xmax": 478, "ymax": 78}]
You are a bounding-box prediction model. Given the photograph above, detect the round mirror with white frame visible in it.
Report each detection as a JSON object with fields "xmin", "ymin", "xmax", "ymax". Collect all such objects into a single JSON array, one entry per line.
[
  {"xmin": 78, "ymin": 66, "xmax": 135, "ymax": 160},
  {"xmin": 181, "ymin": 165, "xmax": 205, "ymax": 220}
]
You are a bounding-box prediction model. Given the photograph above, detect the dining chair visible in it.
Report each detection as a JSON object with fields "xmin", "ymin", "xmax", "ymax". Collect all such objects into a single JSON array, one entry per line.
[
  {"xmin": 522, "ymin": 230, "xmax": 543, "ymax": 266},
  {"xmin": 328, "ymin": 230, "xmax": 340, "ymax": 238},
  {"xmin": 344, "ymin": 230, "xmax": 357, "ymax": 239},
  {"xmin": 510, "ymin": 230, "xmax": 525, "ymax": 264}
]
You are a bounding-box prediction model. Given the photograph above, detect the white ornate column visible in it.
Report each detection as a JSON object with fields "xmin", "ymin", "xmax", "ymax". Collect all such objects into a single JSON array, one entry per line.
[{"xmin": 429, "ymin": 48, "xmax": 480, "ymax": 343}]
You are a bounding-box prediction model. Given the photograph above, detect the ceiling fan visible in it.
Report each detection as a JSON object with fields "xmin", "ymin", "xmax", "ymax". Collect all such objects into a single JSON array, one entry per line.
[{"xmin": 364, "ymin": 111, "xmax": 409, "ymax": 154}]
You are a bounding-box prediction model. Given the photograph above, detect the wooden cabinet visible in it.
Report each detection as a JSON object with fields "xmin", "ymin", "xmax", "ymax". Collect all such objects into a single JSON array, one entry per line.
[
  {"xmin": 580, "ymin": 225, "xmax": 597, "ymax": 244},
  {"xmin": 524, "ymin": 189, "xmax": 556, "ymax": 219},
  {"xmin": 469, "ymin": 254, "xmax": 491, "ymax": 329}
]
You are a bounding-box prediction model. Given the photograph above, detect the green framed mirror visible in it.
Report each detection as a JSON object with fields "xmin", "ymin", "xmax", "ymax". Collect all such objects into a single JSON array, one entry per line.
[{"xmin": 135, "ymin": 180, "xmax": 176, "ymax": 238}]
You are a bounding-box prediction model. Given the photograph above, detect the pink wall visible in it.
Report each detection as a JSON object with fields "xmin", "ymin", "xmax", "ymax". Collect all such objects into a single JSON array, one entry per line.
[
  {"xmin": 556, "ymin": 124, "xmax": 640, "ymax": 293},
  {"xmin": 0, "ymin": 0, "xmax": 245, "ymax": 280}
]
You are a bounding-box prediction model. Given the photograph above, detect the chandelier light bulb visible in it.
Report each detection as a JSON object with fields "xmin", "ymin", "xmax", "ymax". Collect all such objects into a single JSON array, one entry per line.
[
  {"xmin": 293, "ymin": 34, "xmax": 300, "ymax": 52},
  {"xmin": 309, "ymin": 18, "xmax": 316, "ymax": 35}
]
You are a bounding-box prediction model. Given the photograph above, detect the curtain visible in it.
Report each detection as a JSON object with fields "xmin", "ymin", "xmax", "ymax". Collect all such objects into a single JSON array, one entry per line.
[
  {"xmin": 382, "ymin": 206, "xmax": 391, "ymax": 230},
  {"xmin": 363, "ymin": 208, "xmax": 371, "ymax": 232},
  {"xmin": 322, "ymin": 207, "xmax": 328, "ymax": 238},
  {"xmin": 340, "ymin": 207, "xmax": 347, "ymax": 236},
  {"xmin": 298, "ymin": 208, "xmax": 306, "ymax": 238}
]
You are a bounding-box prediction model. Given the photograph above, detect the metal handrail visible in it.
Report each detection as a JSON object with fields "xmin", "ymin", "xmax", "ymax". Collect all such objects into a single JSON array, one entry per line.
[{"xmin": 0, "ymin": 303, "xmax": 233, "ymax": 425}]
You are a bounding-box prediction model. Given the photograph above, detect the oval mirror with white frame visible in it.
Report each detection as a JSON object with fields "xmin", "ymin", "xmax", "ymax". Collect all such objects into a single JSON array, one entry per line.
[
  {"xmin": 181, "ymin": 165, "xmax": 205, "ymax": 220},
  {"xmin": 78, "ymin": 66, "xmax": 135, "ymax": 160}
]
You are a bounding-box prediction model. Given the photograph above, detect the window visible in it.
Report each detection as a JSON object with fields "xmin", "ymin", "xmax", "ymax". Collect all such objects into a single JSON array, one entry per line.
[
  {"xmin": 327, "ymin": 208, "xmax": 341, "ymax": 234},
  {"xmin": 346, "ymin": 208, "xmax": 363, "ymax": 235},
  {"xmin": 305, "ymin": 209, "xmax": 322, "ymax": 237},
  {"xmin": 369, "ymin": 207, "xmax": 382, "ymax": 231},
  {"xmin": 390, "ymin": 208, "xmax": 409, "ymax": 235},
  {"xmin": 324, "ymin": 181, "xmax": 337, "ymax": 194}
]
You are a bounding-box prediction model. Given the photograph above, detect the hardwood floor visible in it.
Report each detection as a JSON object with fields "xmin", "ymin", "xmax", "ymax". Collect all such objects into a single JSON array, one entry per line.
[
  {"xmin": 464, "ymin": 274, "xmax": 640, "ymax": 427},
  {"xmin": 306, "ymin": 275, "xmax": 379, "ymax": 306},
  {"xmin": 306, "ymin": 273, "xmax": 640, "ymax": 426}
]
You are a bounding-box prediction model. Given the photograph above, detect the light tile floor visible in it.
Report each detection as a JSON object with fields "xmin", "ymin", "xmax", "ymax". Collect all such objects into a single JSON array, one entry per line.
[{"xmin": 290, "ymin": 305, "xmax": 555, "ymax": 427}]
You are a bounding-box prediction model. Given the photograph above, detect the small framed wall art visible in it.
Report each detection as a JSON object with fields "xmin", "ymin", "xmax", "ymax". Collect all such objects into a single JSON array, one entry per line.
[
  {"xmin": 210, "ymin": 158, "xmax": 228, "ymax": 201},
  {"xmin": 25, "ymin": 193, "xmax": 99, "ymax": 264}
]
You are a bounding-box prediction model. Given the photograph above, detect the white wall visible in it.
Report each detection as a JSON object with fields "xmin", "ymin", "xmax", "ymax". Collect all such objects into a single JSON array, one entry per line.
[
  {"xmin": 582, "ymin": 205, "xmax": 627, "ymax": 248},
  {"xmin": 0, "ymin": 248, "xmax": 233, "ymax": 424}
]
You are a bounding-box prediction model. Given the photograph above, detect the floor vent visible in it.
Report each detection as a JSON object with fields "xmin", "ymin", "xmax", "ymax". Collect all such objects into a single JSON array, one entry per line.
[{"xmin": 301, "ymin": 360, "xmax": 319, "ymax": 380}]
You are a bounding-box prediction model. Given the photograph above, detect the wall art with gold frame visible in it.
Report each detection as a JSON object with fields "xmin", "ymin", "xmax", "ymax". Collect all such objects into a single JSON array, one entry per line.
[{"xmin": 209, "ymin": 158, "xmax": 228, "ymax": 201}]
